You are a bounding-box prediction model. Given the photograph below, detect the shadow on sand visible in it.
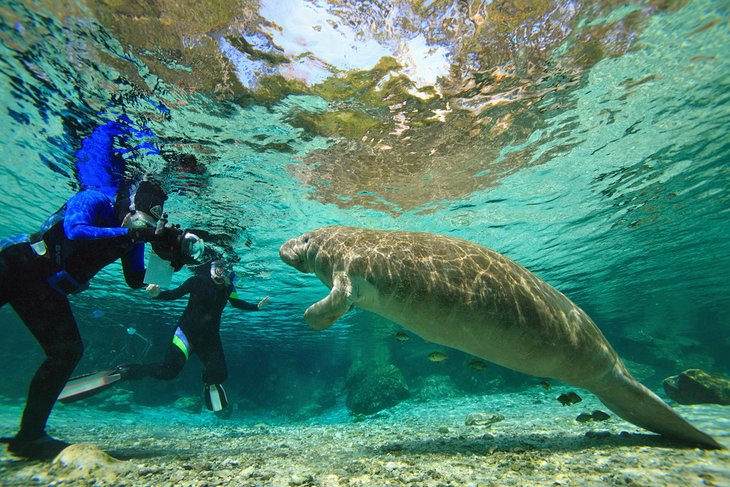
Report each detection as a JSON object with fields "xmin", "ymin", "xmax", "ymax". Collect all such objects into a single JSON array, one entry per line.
[{"xmin": 373, "ymin": 430, "xmax": 693, "ymax": 456}]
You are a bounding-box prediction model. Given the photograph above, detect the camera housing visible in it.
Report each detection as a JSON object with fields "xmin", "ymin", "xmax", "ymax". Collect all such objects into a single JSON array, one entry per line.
[{"xmin": 151, "ymin": 224, "xmax": 205, "ymax": 269}]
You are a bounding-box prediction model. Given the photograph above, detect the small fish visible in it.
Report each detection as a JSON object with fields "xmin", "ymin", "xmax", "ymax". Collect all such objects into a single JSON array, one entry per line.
[
  {"xmin": 576, "ymin": 410, "xmax": 611, "ymax": 423},
  {"xmin": 468, "ymin": 359, "xmax": 487, "ymax": 371},
  {"xmin": 557, "ymin": 391, "xmax": 582, "ymax": 406},
  {"xmin": 394, "ymin": 332, "xmax": 410, "ymax": 342},
  {"xmin": 538, "ymin": 380, "xmax": 552, "ymax": 390},
  {"xmin": 427, "ymin": 351, "xmax": 448, "ymax": 363},
  {"xmin": 576, "ymin": 413, "xmax": 593, "ymax": 423},
  {"xmin": 590, "ymin": 410, "xmax": 610, "ymax": 421}
]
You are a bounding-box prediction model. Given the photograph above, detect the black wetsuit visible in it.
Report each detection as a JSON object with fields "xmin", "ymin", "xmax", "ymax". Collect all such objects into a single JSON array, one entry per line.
[
  {"xmin": 131, "ymin": 274, "xmax": 260, "ymax": 385},
  {"xmin": 0, "ymin": 190, "xmax": 145, "ymax": 442}
]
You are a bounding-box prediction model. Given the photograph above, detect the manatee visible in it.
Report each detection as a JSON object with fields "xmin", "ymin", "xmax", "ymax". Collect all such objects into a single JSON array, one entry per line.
[{"xmin": 279, "ymin": 226, "xmax": 722, "ymax": 449}]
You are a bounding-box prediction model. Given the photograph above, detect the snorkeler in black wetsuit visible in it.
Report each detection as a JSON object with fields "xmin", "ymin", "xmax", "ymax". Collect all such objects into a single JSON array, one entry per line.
[
  {"xmin": 115, "ymin": 260, "xmax": 269, "ymax": 412},
  {"xmin": 0, "ymin": 178, "xmax": 191, "ymax": 460}
]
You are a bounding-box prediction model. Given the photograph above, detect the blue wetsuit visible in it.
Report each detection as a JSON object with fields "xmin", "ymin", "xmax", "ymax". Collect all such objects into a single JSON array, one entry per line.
[
  {"xmin": 0, "ymin": 190, "xmax": 145, "ymax": 443},
  {"xmin": 127, "ymin": 273, "xmax": 260, "ymax": 385},
  {"xmin": 75, "ymin": 116, "xmax": 159, "ymax": 200}
]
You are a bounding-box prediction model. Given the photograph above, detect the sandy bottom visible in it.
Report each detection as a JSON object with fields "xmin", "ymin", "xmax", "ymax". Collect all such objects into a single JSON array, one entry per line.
[{"xmin": 1, "ymin": 390, "xmax": 728, "ymax": 486}]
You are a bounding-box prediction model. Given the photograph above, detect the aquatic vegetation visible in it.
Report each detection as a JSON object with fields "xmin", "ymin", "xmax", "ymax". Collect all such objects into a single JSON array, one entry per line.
[
  {"xmin": 663, "ymin": 369, "xmax": 730, "ymax": 406},
  {"xmin": 345, "ymin": 363, "xmax": 410, "ymax": 415}
]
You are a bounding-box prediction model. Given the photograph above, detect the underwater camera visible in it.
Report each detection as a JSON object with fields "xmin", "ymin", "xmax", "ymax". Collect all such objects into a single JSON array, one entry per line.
[{"xmin": 151, "ymin": 214, "xmax": 205, "ymax": 268}]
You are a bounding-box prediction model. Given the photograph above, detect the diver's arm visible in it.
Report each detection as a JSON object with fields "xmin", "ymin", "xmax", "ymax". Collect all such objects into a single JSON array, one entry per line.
[
  {"xmin": 228, "ymin": 296, "xmax": 259, "ymax": 311},
  {"xmin": 228, "ymin": 285, "xmax": 269, "ymax": 311},
  {"xmin": 154, "ymin": 276, "xmax": 196, "ymax": 301},
  {"xmin": 63, "ymin": 191, "xmax": 129, "ymax": 240},
  {"xmin": 121, "ymin": 243, "xmax": 146, "ymax": 289}
]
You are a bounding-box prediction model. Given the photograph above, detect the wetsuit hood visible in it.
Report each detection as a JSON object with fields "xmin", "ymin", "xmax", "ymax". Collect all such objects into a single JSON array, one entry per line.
[
  {"xmin": 132, "ymin": 180, "xmax": 167, "ymax": 220},
  {"xmin": 116, "ymin": 178, "xmax": 167, "ymax": 225}
]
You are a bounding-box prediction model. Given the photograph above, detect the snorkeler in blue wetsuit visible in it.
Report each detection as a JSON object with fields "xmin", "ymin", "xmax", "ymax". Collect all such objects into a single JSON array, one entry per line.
[
  {"xmin": 114, "ymin": 260, "xmax": 269, "ymax": 414},
  {"xmin": 0, "ymin": 177, "xmax": 197, "ymax": 460}
]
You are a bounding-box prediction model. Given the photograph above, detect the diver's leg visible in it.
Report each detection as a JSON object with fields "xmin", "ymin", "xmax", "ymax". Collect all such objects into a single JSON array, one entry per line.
[
  {"xmin": 117, "ymin": 327, "xmax": 188, "ymax": 381},
  {"xmin": 198, "ymin": 334, "xmax": 229, "ymax": 412},
  {"xmin": 146, "ymin": 334, "xmax": 188, "ymax": 380},
  {"xmin": 198, "ymin": 334, "xmax": 227, "ymax": 386},
  {"xmin": 8, "ymin": 288, "xmax": 82, "ymax": 458}
]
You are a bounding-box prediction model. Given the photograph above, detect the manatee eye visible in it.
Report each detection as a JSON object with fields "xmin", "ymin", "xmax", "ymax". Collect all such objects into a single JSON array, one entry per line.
[{"xmin": 303, "ymin": 236, "xmax": 310, "ymax": 243}]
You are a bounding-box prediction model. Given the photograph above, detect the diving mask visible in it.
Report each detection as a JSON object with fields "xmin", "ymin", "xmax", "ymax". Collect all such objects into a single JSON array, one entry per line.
[
  {"xmin": 210, "ymin": 260, "xmax": 227, "ymax": 285},
  {"xmin": 181, "ymin": 232, "xmax": 205, "ymax": 262},
  {"xmin": 121, "ymin": 210, "xmax": 158, "ymax": 229}
]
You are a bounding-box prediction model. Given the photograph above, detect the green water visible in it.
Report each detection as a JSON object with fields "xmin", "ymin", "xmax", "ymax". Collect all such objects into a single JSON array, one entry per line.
[{"xmin": 0, "ymin": 0, "xmax": 728, "ymax": 422}]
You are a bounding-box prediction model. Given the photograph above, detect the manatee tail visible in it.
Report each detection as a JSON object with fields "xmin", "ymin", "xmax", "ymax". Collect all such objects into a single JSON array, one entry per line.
[{"xmin": 590, "ymin": 369, "xmax": 723, "ymax": 449}]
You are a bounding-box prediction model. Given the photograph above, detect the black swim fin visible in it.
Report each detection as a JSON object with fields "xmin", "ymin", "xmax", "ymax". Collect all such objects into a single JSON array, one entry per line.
[
  {"xmin": 4, "ymin": 433, "xmax": 71, "ymax": 460},
  {"xmin": 204, "ymin": 383, "xmax": 229, "ymax": 412},
  {"xmin": 58, "ymin": 369, "xmax": 122, "ymax": 404}
]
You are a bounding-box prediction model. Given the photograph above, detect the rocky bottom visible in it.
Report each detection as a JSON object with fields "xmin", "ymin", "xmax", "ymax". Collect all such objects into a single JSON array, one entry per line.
[{"xmin": 1, "ymin": 390, "xmax": 728, "ymax": 486}]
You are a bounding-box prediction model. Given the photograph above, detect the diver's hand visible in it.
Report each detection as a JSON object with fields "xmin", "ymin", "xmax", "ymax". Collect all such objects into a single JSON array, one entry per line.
[
  {"xmin": 257, "ymin": 296, "xmax": 270, "ymax": 309},
  {"xmin": 146, "ymin": 284, "xmax": 160, "ymax": 298},
  {"xmin": 128, "ymin": 226, "xmax": 159, "ymax": 243},
  {"xmin": 157, "ymin": 225, "xmax": 183, "ymax": 246}
]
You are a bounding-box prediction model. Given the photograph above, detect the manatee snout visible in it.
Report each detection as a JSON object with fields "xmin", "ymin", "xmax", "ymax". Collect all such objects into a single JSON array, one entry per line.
[{"xmin": 279, "ymin": 235, "xmax": 310, "ymax": 273}]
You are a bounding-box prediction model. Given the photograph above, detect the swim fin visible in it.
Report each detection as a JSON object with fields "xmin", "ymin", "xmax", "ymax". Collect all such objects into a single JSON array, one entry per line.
[
  {"xmin": 58, "ymin": 369, "xmax": 122, "ymax": 404},
  {"xmin": 3, "ymin": 433, "xmax": 71, "ymax": 460},
  {"xmin": 204, "ymin": 383, "xmax": 229, "ymax": 412}
]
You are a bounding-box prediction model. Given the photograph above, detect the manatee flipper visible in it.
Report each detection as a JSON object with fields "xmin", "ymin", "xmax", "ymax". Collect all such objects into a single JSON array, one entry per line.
[
  {"xmin": 304, "ymin": 272, "xmax": 352, "ymax": 330},
  {"xmin": 593, "ymin": 370, "xmax": 723, "ymax": 449}
]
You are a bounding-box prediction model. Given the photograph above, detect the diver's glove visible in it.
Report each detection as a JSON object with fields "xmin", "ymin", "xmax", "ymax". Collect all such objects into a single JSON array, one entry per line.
[
  {"xmin": 128, "ymin": 226, "xmax": 159, "ymax": 243},
  {"xmin": 257, "ymin": 296, "xmax": 271, "ymax": 309},
  {"xmin": 146, "ymin": 283, "xmax": 161, "ymax": 298}
]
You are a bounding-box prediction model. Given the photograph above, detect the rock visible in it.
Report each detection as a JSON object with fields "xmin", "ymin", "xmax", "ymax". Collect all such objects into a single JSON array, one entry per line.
[
  {"xmin": 174, "ymin": 395, "xmax": 203, "ymax": 413},
  {"xmin": 416, "ymin": 375, "xmax": 460, "ymax": 402},
  {"xmin": 465, "ymin": 412, "xmax": 505, "ymax": 426},
  {"xmin": 50, "ymin": 444, "xmax": 133, "ymax": 482},
  {"xmin": 345, "ymin": 363, "xmax": 409, "ymax": 415},
  {"xmin": 291, "ymin": 402, "xmax": 324, "ymax": 421},
  {"xmin": 214, "ymin": 404, "xmax": 233, "ymax": 419},
  {"xmin": 663, "ymin": 369, "xmax": 730, "ymax": 405}
]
